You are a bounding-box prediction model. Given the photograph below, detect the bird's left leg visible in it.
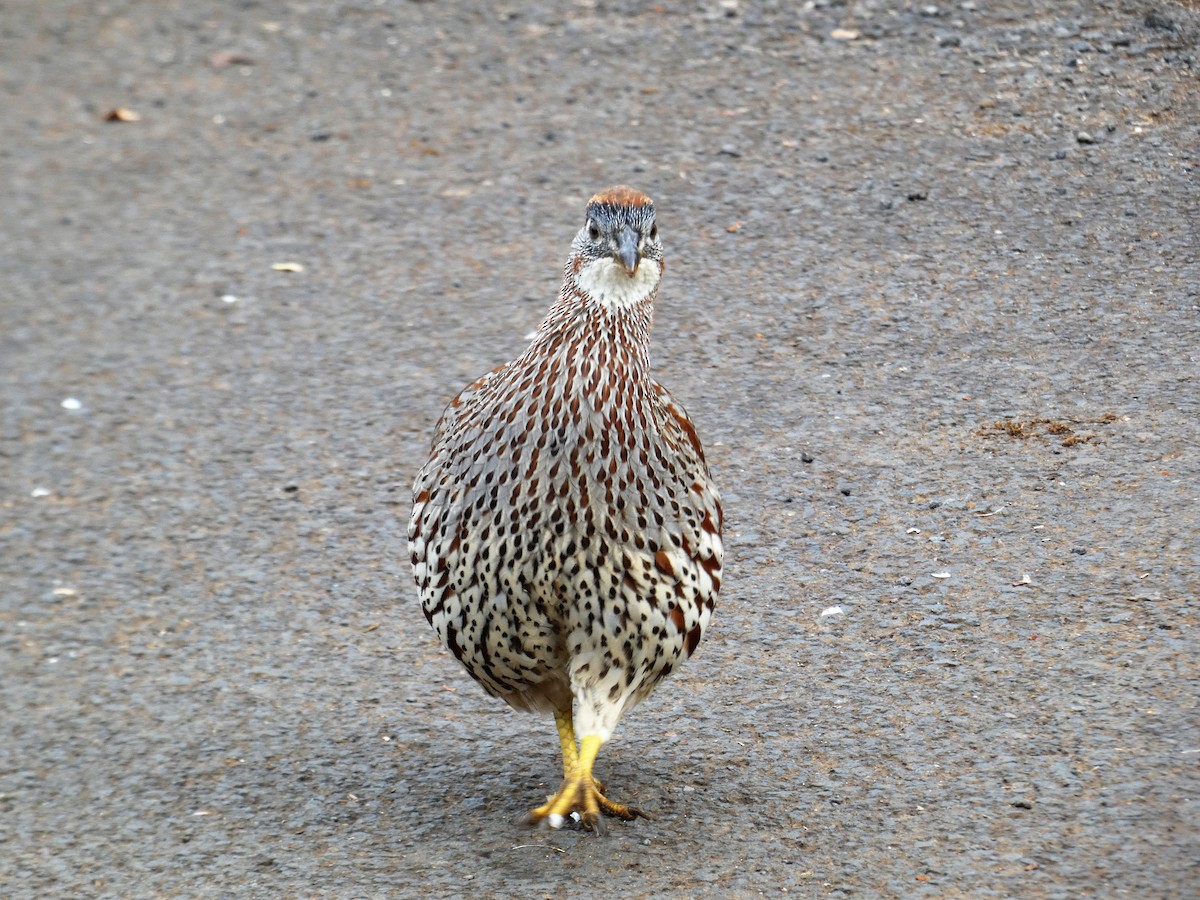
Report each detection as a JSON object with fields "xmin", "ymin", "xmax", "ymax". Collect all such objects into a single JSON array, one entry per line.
[{"xmin": 527, "ymin": 710, "xmax": 646, "ymax": 831}]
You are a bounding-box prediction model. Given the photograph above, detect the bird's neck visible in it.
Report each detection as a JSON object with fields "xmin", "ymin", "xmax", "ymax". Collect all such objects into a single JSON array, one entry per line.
[
  {"xmin": 512, "ymin": 259, "xmax": 659, "ymax": 417},
  {"xmin": 529, "ymin": 257, "xmax": 660, "ymax": 370},
  {"xmin": 569, "ymin": 255, "xmax": 662, "ymax": 315}
]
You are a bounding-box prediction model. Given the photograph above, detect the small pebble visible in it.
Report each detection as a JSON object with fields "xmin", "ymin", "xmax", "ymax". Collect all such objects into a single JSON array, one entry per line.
[
  {"xmin": 1144, "ymin": 11, "xmax": 1176, "ymax": 31},
  {"xmin": 820, "ymin": 605, "xmax": 845, "ymax": 618},
  {"xmin": 1076, "ymin": 131, "xmax": 1096, "ymax": 144},
  {"xmin": 61, "ymin": 397, "xmax": 82, "ymax": 410}
]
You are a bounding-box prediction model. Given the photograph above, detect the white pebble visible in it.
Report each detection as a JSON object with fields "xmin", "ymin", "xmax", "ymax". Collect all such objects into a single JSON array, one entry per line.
[
  {"xmin": 547, "ymin": 813, "xmax": 565, "ymax": 829},
  {"xmin": 932, "ymin": 572, "xmax": 951, "ymax": 579},
  {"xmin": 31, "ymin": 487, "xmax": 51, "ymax": 498},
  {"xmin": 61, "ymin": 397, "xmax": 82, "ymax": 410},
  {"xmin": 820, "ymin": 605, "xmax": 845, "ymax": 618},
  {"xmin": 221, "ymin": 294, "xmax": 238, "ymax": 304}
]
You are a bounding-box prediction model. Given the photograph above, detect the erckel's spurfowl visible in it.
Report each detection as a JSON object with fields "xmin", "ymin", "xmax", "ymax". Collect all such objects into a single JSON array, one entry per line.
[{"xmin": 409, "ymin": 186, "xmax": 723, "ymax": 830}]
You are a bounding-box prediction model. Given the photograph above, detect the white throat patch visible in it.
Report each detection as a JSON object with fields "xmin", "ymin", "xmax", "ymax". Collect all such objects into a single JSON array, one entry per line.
[{"xmin": 575, "ymin": 257, "xmax": 661, "ymax": 312}]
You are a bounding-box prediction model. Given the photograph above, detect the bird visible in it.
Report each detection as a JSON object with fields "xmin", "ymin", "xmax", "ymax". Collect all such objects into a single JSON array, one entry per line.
[{"xmin": 408, "ymin": 186, "xmax": 723, "ymax": 831}]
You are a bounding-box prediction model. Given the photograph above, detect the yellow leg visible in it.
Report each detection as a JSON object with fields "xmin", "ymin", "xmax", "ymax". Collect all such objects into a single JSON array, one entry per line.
[
  {"xmin": 526, "ymin": 713, "xmax": 648, "ymax": 831},
  {"xmin": 555, "ymin": 710, "xmax": 579, "ymax": 779}
]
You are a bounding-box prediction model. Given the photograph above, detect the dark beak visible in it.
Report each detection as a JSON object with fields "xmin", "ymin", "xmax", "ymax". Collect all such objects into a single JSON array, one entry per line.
[{"xmin": 614, "ymin": 225, "xmax": 640, "ymax": 276}]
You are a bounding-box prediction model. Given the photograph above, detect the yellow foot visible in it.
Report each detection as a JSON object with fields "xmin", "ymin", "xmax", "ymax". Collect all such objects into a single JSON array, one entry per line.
[
  {"xmin": 525, "ymin": 731, "xmax": 649, "ymax": 832},
  {"xmin": 525, "ymin": 774, "xmax": 647, "ymax": 832}
]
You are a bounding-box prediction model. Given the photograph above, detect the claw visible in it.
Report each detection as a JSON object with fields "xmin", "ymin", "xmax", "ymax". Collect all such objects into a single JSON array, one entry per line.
[{"xmin": 525, "ymin": 763, "xmax": 647, "ymax": 831}]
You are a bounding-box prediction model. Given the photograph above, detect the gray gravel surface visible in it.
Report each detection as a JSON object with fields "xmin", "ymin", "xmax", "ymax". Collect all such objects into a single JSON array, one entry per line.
[{"xmin": 3, "ymin": 1, "xmax": 1198, "ymax": 897}]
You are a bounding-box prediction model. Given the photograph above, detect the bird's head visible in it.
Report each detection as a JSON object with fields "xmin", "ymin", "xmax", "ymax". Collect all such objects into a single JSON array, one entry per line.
[
  {"xmin": 568, "ymin": 186, "xmax": 663, "ymax": 310},
  {"xmin": 574, "ymin": 186, "xmax": 661, "ymax": 276}
]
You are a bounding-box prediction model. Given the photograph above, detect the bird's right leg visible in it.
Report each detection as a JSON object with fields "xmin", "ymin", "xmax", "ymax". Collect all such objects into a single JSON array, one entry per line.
[
  {"xmin": 556, "ymin": 709, "xmax": 618, "ymax": 796},
  {"xmin": 555, "ymin": 708, "xmax": 579, "ymax": 779}
]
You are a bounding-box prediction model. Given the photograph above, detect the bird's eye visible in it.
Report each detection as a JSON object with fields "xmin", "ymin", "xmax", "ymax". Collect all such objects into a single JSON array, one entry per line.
[
  {"xmin": 649, "ymin": 223, "xmax": 658, "ymax": 240},
  {"xmin": 587, "ymin": 221, "xmax": 601, "ymax": 241}
]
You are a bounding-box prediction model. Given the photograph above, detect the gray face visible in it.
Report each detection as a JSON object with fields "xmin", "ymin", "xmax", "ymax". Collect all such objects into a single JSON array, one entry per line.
[{"xmin": 574, "ymin": 202, "xmax": 663, "ymax": 274}]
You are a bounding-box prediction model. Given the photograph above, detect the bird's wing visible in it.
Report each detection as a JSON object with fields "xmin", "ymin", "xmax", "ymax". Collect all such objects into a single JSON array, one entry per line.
[
  {"xmin": 649, "ymin": 380, "xmax": 724, "ymax": 596},
  {"xmin": 430, "ymin": 363, "xmax": 506, "ymax": 444}
]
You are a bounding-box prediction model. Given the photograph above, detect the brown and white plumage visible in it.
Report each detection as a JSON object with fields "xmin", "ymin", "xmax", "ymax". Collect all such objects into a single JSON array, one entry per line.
[{"xmin": 409, "ymin": 186, "xmax": 723, "ymax": 829}]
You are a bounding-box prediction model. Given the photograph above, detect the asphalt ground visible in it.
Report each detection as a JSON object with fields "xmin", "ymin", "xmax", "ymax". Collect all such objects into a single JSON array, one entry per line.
[{"xmin": 2, "ymin": 1, "xmax": 1198, "ymax": 897}]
